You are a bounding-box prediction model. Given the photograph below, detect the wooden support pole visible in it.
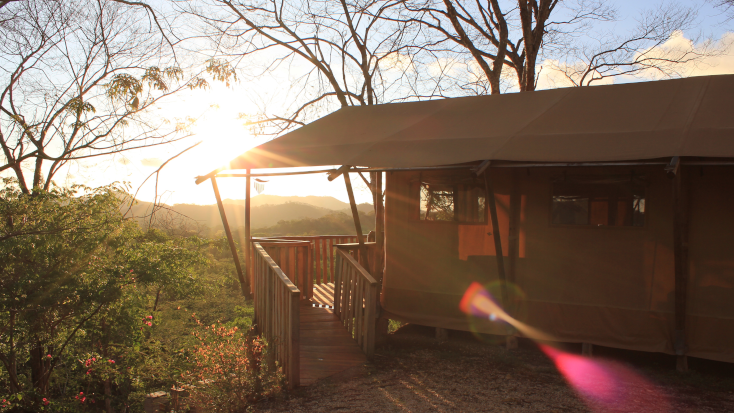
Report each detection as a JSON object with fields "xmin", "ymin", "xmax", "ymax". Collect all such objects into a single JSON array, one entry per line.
[
  {"xmin": 483, "ymin": 171, "xmax": 508, "ymax": 309},
  {"xmin": 343, "ymin": 170, "xmax": 370, "ymax": 273},
  {"xmin": 435, "ymin": 327, "xmax": 448, "ymax": 341},
  {"xmin": 374, "ymin": 171, "xmax": 385, "ymax": 283},
  {"xmin": 483, "ymin": 169, "xmax": 513, "ymax": 349},
  {"xmin": 245, "ymin": 169, "xmax": 252, "ymax": 296},
  {"xmin": 507, "ymin": 170, "xmax": 521, "ymax": 298},
  {"xmin": 582, "ymin": 343, "xmax": 593, "ymax": 357},
  {"xmin": 670, "ymin": 158, "xmax": 689, "ymax": 372},
  {"xmin": 211, "ymin": 177, "xmax": 248, "ymax": 297}
]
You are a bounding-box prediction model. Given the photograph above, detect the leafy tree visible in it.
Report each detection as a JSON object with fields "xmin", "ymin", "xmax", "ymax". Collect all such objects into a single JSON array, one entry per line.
[{"xmin": 0, "ymin": 179, "xmax": 207, "ymax": 411}]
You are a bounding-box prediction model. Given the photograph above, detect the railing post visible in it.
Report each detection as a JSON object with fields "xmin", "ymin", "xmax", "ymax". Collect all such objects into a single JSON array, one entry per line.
[
  {"xmin": 364, "ymin": 282, "xmax": 377, "ymax": 357},
  {"xmin": 334, "ymin": 253, "xmax": 342, "ymax": 316},
  {"xmin": 289, "ymin": 290, "xmax": 300, "ymax": 388}
]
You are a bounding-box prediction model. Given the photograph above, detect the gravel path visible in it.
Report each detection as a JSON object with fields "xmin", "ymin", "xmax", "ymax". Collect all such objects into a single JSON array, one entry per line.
[{"xmin": 255, "ymin": 325, "xmax": 734, "ymax": 413}]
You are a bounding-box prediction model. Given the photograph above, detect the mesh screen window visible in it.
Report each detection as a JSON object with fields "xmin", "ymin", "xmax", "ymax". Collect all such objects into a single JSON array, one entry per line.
[
  {"xmin": 551, "ymin": 178, "xmax": 645, "ymax": 227},
  {"xmin": 420, "ymin": 184, "xmax": 486, "ymax": 223}
]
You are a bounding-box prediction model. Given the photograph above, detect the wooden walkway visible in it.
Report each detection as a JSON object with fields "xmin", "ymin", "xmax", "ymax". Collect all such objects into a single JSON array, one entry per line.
[{"xmin": 300, "ymin": 283, "xmax": 367, "ymax": 386}]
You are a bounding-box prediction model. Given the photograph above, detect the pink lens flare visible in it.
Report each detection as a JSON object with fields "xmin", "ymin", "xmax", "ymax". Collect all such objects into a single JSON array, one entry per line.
[
  {"xmin": 540, "ymin": 345, "xmax": 670, "ymax": 412},
  {"xmin": 460, "ymin": 282, "xmax": 670, "ymax": 412}
]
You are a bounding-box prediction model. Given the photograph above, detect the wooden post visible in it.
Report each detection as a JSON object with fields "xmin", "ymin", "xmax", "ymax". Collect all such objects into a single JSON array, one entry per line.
[
  {"xmin": 483, "ymin": 169, "xmax": 514, "ymax": 349},
  {"xmin": 582, "ymin": 343, "xmax": 593, "ymax": 357},
  {"xmin": 505, "ymin": 170, "xmax": 521, "ymax": 350},
  {"xmin": 374, "ymin": 171, "xmax": 385, "ymax": 283},
  {"xmin": 211, "ymin": 177, "xmax": 248, "ymax": 297},
  {"xmin": 289, "ymin": 289, "xmax": 300, "ymax": 388},
  {"xmin": 343, "ymin": 169, "xmax": 370, "ymax": 273},
  {"xmin": 670, "ymin": 157, "xmax": 689, "ymax": 372},
  {"xmin": 436, "ymin": 327, "xmax": 448, "ymax": 341},
  {"xmin": 483, "ymin": 172, "xmax": 508, "ymax": 308},
  {"xmin": 507, "ymin": 170, "xmax": 520, "ymax": 287},
  {"xmin": 245, "ymin": 169, "xmax": 252, "ymax": 297}
]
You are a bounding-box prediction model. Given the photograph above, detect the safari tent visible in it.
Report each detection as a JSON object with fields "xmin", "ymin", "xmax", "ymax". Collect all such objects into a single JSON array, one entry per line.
[{"xmin": 197, "ymin": 75, "xmax": 734, "ymax": 384}]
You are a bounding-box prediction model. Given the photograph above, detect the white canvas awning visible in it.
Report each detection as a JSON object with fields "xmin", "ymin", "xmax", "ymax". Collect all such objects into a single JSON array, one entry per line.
[{"xmin": 216, "ymin": 75, "xmax": 734, "ymax": 173}]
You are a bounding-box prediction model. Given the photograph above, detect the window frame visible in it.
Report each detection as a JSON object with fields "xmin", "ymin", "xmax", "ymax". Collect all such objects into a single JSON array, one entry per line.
[
  {"xmin": 547, "ymin": 175, "xmax": 648, "ymax": 230},
  {"xmin": 416, "ymin": 182, "xmax": 488, "ymax": 225}
]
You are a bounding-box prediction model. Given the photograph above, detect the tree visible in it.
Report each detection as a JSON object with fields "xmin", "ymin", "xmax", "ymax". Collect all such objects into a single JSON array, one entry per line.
[
  {"xmin": 0, "ymin": 179, "xmax": 206, "ymax": 408},
  {"xmin": 401, "ymin": 1, "xmax": 711, "ymax": 94},
  {"xmin": 187, "ymin": 0, "xmax": 427, "ymax": 134},
  {"xmin": 0, "ymin": 0, "xmax": 209, "ymax": 194},
  {"xmin": 546, "ymin": 3, "xmax": 709, "ymax": 86}
]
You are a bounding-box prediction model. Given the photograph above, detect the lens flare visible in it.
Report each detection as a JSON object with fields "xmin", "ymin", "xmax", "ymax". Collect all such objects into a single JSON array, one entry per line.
[
  {"xmin": 460, "ymin": 282, "xmax": 551, "ymax": 341},
  {"xmin": 460, "ymin": 282, "xmax": 670, "ymax": 412},
  {"xmin": 540, "ymin": 345, "xmax": 670, "ymax": 411}
]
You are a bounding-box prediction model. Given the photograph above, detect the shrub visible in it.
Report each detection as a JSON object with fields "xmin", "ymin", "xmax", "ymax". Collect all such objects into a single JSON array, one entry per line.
[{"xmin": 181, "ymin": 318, "xmax": 281, "ymax": 412}]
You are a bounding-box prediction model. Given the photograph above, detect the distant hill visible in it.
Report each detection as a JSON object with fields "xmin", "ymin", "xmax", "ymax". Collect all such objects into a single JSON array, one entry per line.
[
  {"xmin": 128, "ymin": 195, "xmax": 373, "ymax": 233},
  {"xmin": 224, "ymin": 194, "xmax": 353, "ymax": 210}
]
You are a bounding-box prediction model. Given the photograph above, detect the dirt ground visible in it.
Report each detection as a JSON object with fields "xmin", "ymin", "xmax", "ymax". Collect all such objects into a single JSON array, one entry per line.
[{"xmin": 255, "ymin": 325, "xmax": 734, "ymax": 412}]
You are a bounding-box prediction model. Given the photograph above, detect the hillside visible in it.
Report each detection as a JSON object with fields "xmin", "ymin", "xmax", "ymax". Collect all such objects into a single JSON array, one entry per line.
[
  {"xmin": 128, "ymin": 195, "xmax": 374, "ymax": 232},
  {"xmin": 224, "ymin": 194, "xmax": 354, "ymax": 210}
]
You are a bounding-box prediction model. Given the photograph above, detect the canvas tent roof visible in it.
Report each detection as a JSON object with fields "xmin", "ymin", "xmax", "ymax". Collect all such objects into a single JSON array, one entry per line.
[{"xmin": 221, "ymin": 75, "xmax": 734, "ymax": 172}]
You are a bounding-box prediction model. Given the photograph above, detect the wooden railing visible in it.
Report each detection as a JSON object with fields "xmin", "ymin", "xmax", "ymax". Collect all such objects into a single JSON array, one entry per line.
[
  {"xmin": 252, "ymin": 235, "xmax": 365, "ymax": 285},
  {"xmin": 251, "ymin": 239, "xmax": 312, "ymax": 300},
  {"xmin": 334, "ymin": 247, "xmax": 378, "ymax": 357},
  {"xmin": 252, "ymin": 243, "xmax": 300, "ymax": 388}
]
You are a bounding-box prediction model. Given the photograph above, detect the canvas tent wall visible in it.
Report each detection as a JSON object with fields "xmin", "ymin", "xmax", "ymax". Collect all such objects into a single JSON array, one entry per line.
[{"xmin": 381, "ymin": 165, "xmax": 734, "ymax": 363}]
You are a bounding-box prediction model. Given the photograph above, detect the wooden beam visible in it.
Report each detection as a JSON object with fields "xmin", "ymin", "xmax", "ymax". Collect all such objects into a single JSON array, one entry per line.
[
  {"xmin": 214, "ymin": 168, "xmax": 338, "ymax": 179},
  {"xmin": 343, "ymin": 170, "xmax": 370, "ymax": 273},
  {"xmin": 245, "ymin": 169, "xmax": 252, "ymax": 297},
  {"xmin": 328, "ymin": 165, "xmax": 351, "ymax": 182},
  {"xmin": 211, "ymin": 177, "xmax": 248, "ymax": 297},
  {"xmin": 671, "ymin": 161, "xmax": 689, "ymax": 372}
]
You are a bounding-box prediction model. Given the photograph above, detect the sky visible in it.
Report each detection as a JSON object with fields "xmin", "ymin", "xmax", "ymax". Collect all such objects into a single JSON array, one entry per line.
[{"xmin": 41, "ymin": 0, "xmax": 734, "ymax": 206}]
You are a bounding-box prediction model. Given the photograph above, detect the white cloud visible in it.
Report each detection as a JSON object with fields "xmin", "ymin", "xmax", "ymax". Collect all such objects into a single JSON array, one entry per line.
[{"xmin": 536, "ymin": 31, "xmax": 734, "ymax": 90}]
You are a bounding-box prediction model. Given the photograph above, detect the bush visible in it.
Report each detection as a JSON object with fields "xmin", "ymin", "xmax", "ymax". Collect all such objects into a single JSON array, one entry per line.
[{"xmin": 181, "ymin": 319, "xmax": 282, "ymax": 413}]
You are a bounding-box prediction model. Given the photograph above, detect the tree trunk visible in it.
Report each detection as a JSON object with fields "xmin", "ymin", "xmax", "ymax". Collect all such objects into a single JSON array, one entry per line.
[{"xmin": 30, "ymin": 342, "xmax": 50, "ymax": 394}]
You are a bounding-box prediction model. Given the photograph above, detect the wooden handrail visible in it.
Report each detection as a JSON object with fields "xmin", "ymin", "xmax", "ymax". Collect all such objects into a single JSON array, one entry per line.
[
  {"xmin": 252, "ymin": 243, "xmax": 300, "ymax": 388},
  {"xmin": 334, "ymin": 247, "xmax": 378, "ymax": 357},
  {"xmin": 253, "ymin": 235, "xmax": 367, "ymax": 285},
  {"xmin": 249, "ymin": 240, "xmax": 312, "ymax": 300}
]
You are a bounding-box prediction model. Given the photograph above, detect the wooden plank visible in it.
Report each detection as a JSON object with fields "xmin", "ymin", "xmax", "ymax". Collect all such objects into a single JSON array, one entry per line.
[
  {"xmin": 328, "ymin": 238, "xmax": 335, "ymax": 283},
  {"xmin": 315, "ymin": 239, "xmax": 322, "ymax": 285}
]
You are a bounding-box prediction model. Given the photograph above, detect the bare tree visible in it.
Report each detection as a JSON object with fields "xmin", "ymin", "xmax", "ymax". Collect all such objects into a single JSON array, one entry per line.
[
  {"xmin": 0, "ymin": 0, "xmax": 213, "ymax": 194},
  {"xmin": 186, "ymin": 0, "xmax": 428, "ymax": 134},
  {"xmin": 400, "ymin": 0, "xmax": 618, "ymax": 93},
  {"xmin": 547, "ymin": 3, "xmax": 710, "ymax": 86},
  {"xmin": 398, "ymin": 0, "xmax": 511, "ymax": 95}
]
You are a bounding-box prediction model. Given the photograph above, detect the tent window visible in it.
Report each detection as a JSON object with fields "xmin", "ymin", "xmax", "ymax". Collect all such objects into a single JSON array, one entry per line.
[
  {"xmin": 551, "ymin": 179, "xmax": 645, "ymax": 227},
  {"xmin": 420, "ymin": 183, "xmax": 486, "ymax": 223}
]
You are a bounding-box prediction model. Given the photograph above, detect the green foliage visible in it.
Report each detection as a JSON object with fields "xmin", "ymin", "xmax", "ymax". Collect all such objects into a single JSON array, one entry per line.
[{"xmin": 0, "ymin": 179, "xmax": 247, "ymax": 412}]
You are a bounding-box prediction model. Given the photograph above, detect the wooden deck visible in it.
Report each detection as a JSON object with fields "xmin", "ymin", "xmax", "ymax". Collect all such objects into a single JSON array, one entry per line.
[{"xmin": 300, "ymin": 284, "xmax": 367, "ymax": 386}]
